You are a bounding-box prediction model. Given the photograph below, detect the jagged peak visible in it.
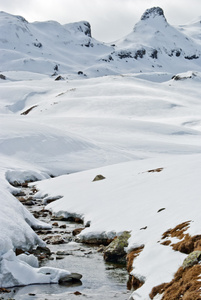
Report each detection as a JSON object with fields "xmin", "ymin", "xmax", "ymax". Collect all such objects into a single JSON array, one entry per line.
[
  {"xmin": 141, "ymin": 7, "xmax": 166, "ymax": 21},
  {"xmin": 78, "ymin": 21, "xmax": 91, "ymax": 37}
]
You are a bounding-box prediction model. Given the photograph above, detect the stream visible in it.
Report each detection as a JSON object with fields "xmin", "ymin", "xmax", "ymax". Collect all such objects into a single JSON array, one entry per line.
[{"xmin": 2, "ymin": 185, "xmax": 131, "ymax": 300}]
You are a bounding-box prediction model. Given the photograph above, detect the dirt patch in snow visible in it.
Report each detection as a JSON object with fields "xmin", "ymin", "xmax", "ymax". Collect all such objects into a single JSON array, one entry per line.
[
  {"xmin": 161, "ymin": 221, "xmax": 201, "ymax": 254},
  {"xmin": 150, "ymin": 265, "xmax": 201, "ymax": 300},
  {"xmin": 147, "ymin": 167, "xmax": 163, "ymax": 173},
  {"xmin": 126, "ymin": 246, "xmax": 144, "ymax": 290},
  {"xmin": 21, "ymin": 105, "xmax": 38, "ymax": 115},
  {"xmin": 151, "ymin": 222, "xmax": 201, "ymax": 298},
  {"xmin": 161, "ymin": 221, "xmax": 191, "ymax": 240}
]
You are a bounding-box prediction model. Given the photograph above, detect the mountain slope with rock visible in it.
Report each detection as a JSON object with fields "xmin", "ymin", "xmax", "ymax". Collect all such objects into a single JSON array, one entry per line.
[
  {"xmin": 1, "ymin": 5, "xmax": 201, "ymax": 300},
  {"xmin": 1, "ymin": 7, "xmax": 201, "ymax": 76}
]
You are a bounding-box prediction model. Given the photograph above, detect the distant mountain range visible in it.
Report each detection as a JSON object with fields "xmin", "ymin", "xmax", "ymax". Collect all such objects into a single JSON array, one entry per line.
[{"xmin": 1, "ymin": 7, "xmax": 201, "ymax": 77}]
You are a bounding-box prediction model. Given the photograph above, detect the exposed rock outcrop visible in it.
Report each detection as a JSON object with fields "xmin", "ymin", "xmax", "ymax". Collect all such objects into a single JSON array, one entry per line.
[
  {"xmin": 141, "ymin": 7, "xmax": 166, "ymax": 21},
  {"xmin": 104, "ymin": 231, "xmax": 131, "ymax": 264},
  {"xmin": 0, "ymin": 74, "xmax": 6, "ymax": 80},
  {"xmin": 92, "ymin": 174, "xmax": 106, "ymax": 182},
  {"xmin": 182, "ymin": 251, "xmax": 201, "ymax": 269}
]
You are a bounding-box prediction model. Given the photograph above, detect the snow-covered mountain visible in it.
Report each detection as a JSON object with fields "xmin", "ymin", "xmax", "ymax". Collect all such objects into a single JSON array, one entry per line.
[
  {"xmin": 1, "ymin": 7, "xmax": 201, "ymax": 76},
  {"xmin": 1, "ymin": 6, "xmax": 201, "ymax": 300}
]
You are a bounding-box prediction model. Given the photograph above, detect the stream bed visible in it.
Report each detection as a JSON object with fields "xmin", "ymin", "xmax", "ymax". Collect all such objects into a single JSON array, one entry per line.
[{"xmin": 2, "ymin": 185, "xmax": 131, "ymax": 300}]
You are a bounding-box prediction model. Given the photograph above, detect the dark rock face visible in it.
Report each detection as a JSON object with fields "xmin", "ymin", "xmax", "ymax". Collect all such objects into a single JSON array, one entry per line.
[
  {"xmin": 0, "ymin": 74, "xmax": 6, "ymax": 80},
  {"xmin": 134, "ymin": 49, "xmax": 146, "ymax": 59},
  {"xmin": 33, "ymin": 42, "xmax": 42, "ymax": 48},
  {"xmin": 77, "ymin": 22, "xmax": 91, "ymax": 37},
  {"xmin": 83, "ymin": 22, "xmax": 91, "ymax": 37},
  {"xmin": 185, "ymin": 54, "xmax": 199, "ymax": 60},
  {"xmin": 141, "ymin": 7, "xmax": 165, "ymax": 21},
  {"xmin": 150, "ymin": 49, "xmax": 158, "ymax": 59},
  {"xmin": 118, "ymin": 51, "xmax": 132, "ymax": 59}
]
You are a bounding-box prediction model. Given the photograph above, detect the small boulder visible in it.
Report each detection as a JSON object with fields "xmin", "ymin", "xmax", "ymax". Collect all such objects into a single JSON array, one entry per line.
[
  {"xmin": 52, "ymin": 222, "xmax": 59, "ymax": 227},
  {"xmin": 0, "ymin": 74, "xmax": 6, "ymax": 80},
  {"xmin": 59, "ymin": 273, "xmax": 82, "ymax": 283},
  {"xmin": 55, "ymin": 75, "xmax": 64, "ymax": 81},
  {"xmin": 60, "ymin": 224, "xmax": 66, "ymax": 229},
  {"xmin": 182, "ymin": 251, "xmax": 201, "ymax": 269},
  {"xmin": 104, "ymin": 231, "xmax": 131, "ymax": 264},
  {"xmin": 72, "ymin": 228, "xmax": 84, "ymax": 236},
  {"xmin": 92, "ymin": 174, "xmax": 105, "ymax": 182}
]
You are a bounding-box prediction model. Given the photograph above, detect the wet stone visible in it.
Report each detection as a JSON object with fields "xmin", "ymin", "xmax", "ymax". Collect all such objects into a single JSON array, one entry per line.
[
  {"xmin": 52, "ymin": 222, "xmax": 59, "ymax": 227},
  {"xmin": 74, "ymin": 291, "xmax": 82, "ymax": 295},
  {"xmin": 72, "ymin": 227, "xmax": 84, "ymax": 236},
  {"xmin": 43, "ymin": 235, "xmax": 66, "ymax": 245},
  {"xmin": 14, "ymin": 191, "xmax": 26, "ymax": 197},
  {"xmin": 24, "ymin": 200, "xmax": 35, "ymax": 206},
  {"xmin": 59, "ymin": 224, "xmax": 67, "ymax": 229},
  {"xmin": 56, "ymin": 256, "xmax": 64, "ymax": 260},
  {"xmin": 104, "ymin": 231, "xmax": 131, "ymax": 264}
]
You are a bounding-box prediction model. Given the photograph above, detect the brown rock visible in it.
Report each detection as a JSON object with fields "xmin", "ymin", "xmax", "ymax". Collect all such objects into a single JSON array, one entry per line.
[
  {"xmin": 72, "ymin": 228, "xmax": 84, "ymax": 236},
  {"xmin": 92, "ymin": 174, "xmax": 106, "ymax": 182},
  {"xmin": 52, "ymin": 222, "xmax": 59, "ymax": 227},
  {"xmin": 60, "ymin": 224, "xmax": 67, "ymax": 229},
  {"xmin": 18, "ymin": 197, "xmax": 27, "ymax": 203}
]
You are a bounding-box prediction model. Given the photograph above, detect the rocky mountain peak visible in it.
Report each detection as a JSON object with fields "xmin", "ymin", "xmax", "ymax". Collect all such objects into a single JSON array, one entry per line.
[
  {"xmin": 141, "ymin": 7, "xmax": 166, "ymax": 21},
  {"xmin": 76, "ymin": 21, "xmax": 91, "ymax": 37}
]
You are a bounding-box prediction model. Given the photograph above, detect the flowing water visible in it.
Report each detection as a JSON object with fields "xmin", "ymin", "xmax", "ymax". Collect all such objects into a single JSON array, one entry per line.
[{"xmin": 2, "ymin": 186, "xmax": 131, "ymax": 300}]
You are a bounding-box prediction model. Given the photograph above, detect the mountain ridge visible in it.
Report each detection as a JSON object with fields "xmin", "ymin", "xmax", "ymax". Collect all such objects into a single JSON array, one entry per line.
[{"xmin": 1, "ymin": 7, "xmax": 201, "ymax": 77}]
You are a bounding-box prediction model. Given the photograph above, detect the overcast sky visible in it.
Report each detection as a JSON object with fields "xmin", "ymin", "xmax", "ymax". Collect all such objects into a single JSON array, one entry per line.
[{"xmin": 0, "ymin": 0, "xmax": 201, "ymax": 42}]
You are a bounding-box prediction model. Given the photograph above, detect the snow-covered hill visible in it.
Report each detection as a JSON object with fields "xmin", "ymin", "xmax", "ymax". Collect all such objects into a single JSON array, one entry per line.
[{"xmin": 1, "ymin": 6, "xmax": 201, "ymax": 300}]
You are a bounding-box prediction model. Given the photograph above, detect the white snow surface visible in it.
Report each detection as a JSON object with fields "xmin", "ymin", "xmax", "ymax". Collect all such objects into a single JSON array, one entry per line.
[
  {"xmin": 1, "ymin": 6, "xmax": 201, "ymax": 298},
  {"xmin": 0, "ymin": 250, "xmax": 72, "ymax": 288}
]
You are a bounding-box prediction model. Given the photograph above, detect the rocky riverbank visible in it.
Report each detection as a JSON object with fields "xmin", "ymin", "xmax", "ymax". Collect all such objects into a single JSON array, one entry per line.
[{"xmin": 0, "ymin": 182, "xmax": 131, "ymax": 299}]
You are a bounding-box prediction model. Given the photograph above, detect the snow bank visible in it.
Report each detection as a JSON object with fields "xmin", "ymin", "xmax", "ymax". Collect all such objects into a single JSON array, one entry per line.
[
  {"xmin": 0, "ymin": 249, "xmax": 73, "ymax": 288},
  {"xmin": 33, "ymin": 154, "xmax": 201, "ymax": 298},
  {"xmin": 0, "ymin": 181, "xmax": 49, "ymax": 257}
]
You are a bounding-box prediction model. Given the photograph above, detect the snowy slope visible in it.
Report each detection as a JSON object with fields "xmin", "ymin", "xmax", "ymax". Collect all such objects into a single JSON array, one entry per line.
[
  {"xmin": 178, "ymin": 17, "xmax": 201, "ymax": 45},
  {"xmin": 35, "ymin": 154, "xmax": 201, "ymax": 299},
  {"xmin": 0, "ymin": 11, "xmax": 112, "ymax": 76},
  {"xmin": 1, "ymin": 70, "xmax": 201, "ymax": 294}
]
